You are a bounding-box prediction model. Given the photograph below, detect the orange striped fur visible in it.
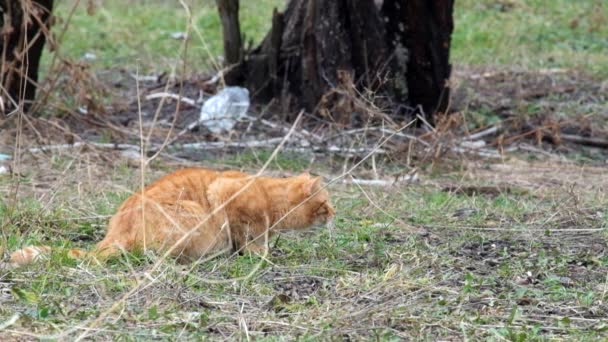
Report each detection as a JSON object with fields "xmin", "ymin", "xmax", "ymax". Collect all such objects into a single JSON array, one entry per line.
[{"xmin": 8, "ymin": 168, "xmax": 335, "ymax": 266}]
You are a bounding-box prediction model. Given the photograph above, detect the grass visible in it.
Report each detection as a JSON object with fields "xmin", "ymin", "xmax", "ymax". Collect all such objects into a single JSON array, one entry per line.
[
  {"xmin": 1, "ymin": 153, "xmax": 608, "ymax": 339},
  {"xmin": 453, "ymin": 0, "xmax": 608, "ymax": 77},
  {"xmin": 45, "ymin": 0, "xmax": 608, "ymax": 77},
  {"xmin": 2, "ymin": 0, "xmax": 607, "ymax": 339},
  {"xmin": 44, "ymin": 0, "xmax": 285, "ymax": 74},
  {"xmin": 215, "ymin": 149, "xmax": 312, "ymax": 172}
]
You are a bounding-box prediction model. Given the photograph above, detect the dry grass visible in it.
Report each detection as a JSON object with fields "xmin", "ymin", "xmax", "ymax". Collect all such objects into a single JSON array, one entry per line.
[
  {"xmin": 1, "ymin": 0, "xmax": 608, "ymax": 340},
  {"xmin": 1, "ymin": 125, "xmax": 608, "ymax": 340}
]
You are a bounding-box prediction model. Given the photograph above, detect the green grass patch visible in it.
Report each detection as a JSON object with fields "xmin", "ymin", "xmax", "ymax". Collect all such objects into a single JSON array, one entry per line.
[
  {"xmin": 3, "ymin": 168, "xmax": 607, "ymax": 339},
  {"xmin": 44, "ymin": 0, "xmax": 607, "ymax": 77},
  {"xmin": 453, "ymin": 0, "xmax": 608, "ymax": 76},
  {"xmin": 45, "ymin": 0, "xmax": 285, "ymax": 73},
  {"xmin": 216, "ymin": 149, "xmax": 312, "ymax": 172}
]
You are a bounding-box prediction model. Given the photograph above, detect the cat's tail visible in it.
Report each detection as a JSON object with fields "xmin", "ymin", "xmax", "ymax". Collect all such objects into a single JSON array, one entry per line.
[
  {"xmin": 6, "ymin": 245, "xmax": 89, "ymax": 268},
  {"xmin": 6, "ymin": 240, "xmax": 122, "ymax": 268}
]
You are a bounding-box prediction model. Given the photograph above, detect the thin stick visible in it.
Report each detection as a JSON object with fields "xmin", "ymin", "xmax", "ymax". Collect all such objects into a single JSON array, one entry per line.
[
  {"xmin": 145, "ymin": 92, "xmax": 196, "ymax": 106},
  {"xmin": 135, "ymin": 67, "xmax": 147, "ymax": 251},
  {"xmin": 560, "ymin": 133, "xmax": 608, "ymax": 148},
  {"xmin": 463, "ymin": 125, "xmax": 499, "ymax": 141}
]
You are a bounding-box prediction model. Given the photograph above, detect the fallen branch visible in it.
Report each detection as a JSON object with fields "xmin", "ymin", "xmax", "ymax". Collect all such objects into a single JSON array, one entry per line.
[
  {"xmin": 458, "ymin": 140, "xmax": 486, "ymax": 149},
  {"xmin": 442, "ymin": 185, "xmax": 528, "ymax": 196},
  {"xmin": 145, "ymin": 92, "xmax": 197, "ymax": 106},
  {"xmin": 560, "ymin": 134, "xmax": 608, "ymax": 148},
  {"xmin": 330, "ymin": 127, "xmax": 428, "ymax": 147},
  {"xmin": 424, "ymin": 224, "xmax": 606, "ymax": 232},
  {"xmin": 516, "ymin": 143, "xmax": 561, "ymax": 159},
  {"xmin": 28, "ymin": 142, "xmax": 143, "ymax": 153},
  {"xmin": 243, "ymin": 114, "xmax": 322, "ymax": 143},
  {"xmin": 469, "ymin": 68, "xmax": 567, "ymax": 80},
  {"xmin": 322, "ymin": 145, "xmax": 386, "ymax": 155},
  {"xmin": 341, "ymin": 175, "xmax": 417, "ymax": 187},
  {"xmin": 171, "ymin": 114, "xmax": 298, "ymax": 148},
  {"xmin": 27, "ymin": 137, "xmax": 387, "ymax": 159},
  {"xmin": 130, "ymin": 73, "xmax": 162, "ymax": 82},
  {"xmin": 176, "ymin": 138, "xmax": 285, "ymax": 150},
  {"xmin": 521, "ymin": 85, "xmax": 576, "ymax": 100},
  {"xmin": 0, "ymin": 313, "xmax": 20, "ymax": 331},
  {"xmin": 177, "ymin": 140, "xmax": 386, "ymax": 155},
  {"xmin": 449, "ymin": 146, "xmax": 503, "ymax": 159},
  {"xmin": 463, "ymin": 126, "xmax": 499, "ymax": 141}
]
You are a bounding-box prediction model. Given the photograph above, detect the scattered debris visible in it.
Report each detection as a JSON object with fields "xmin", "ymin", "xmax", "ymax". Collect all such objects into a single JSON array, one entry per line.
[
  {"xmin": 24, "ymin": 137, "xmax": 386, "ymax": 158},
  {"xmin": 120, "ymin": 150, "xmax": 142, "ymax": 160},
  {"xmin": 459, "ymin": 140, "xmax": 486, "ymax": 149},
  {"xmin": 145, "ymin": 92, "xmax": 197, "ymax": 106},
  {"xmin": 452, "ymin": 208, "xmax": 480, "ymax": 218},
  {"xmin": 170, "ymin": 32, "xmax": 187, "ymax": 40},
  {"xmin": 559, "ymin": 134, "xmax": 608, "ymax": 149},
  {"xmin": 442, "ymin": 185, "xmax": 527, "ymax": 196},
  {"xmin": 28, "ymin": 142, "xmax": 141, "ymax": 154},
  {"xmin": 342, "ymin": 174, "xmax": 418, "ymax": 187},
  {"xmin": 0, "ymin": 153, "xmax": 10, "ymax": 174},
  {"xmin": 203, "ymin": 71, "xmax": 223, "ymax": 86},
  {"xmin": 463, "ymin": 126, "xmax": 499, "ymax": 141},
  {"xmin": 266, "ymin": 294, "xmax": 292, "ymax": 312},
  {"xmin": 0, "ymin": 313, "xmax": 20, "ymax": 330},
  {"xmin": 131, "ymin": 73, "xmax": 163, "ymax": 82},
  {"xmin": 82, "ymin": 52, "xmax": 97, "ymax": 61},
  {"xmin": 450, "ymin": 146, "xmax": 504, "ymax": 159}
]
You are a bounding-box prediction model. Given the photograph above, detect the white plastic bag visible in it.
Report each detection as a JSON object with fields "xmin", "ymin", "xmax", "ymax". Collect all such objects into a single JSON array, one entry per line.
[{"xmin": 199, "ymin": 86, "xmax": 250, "ymax": 133}]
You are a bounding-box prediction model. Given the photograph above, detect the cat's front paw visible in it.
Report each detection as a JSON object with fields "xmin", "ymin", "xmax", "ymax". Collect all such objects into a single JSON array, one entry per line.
[{"xmin": 243, "ymin": 243, "xmax": 268, "ymax": 256}]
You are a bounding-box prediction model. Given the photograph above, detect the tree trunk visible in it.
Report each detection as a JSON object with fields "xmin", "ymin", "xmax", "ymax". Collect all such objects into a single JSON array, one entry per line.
[
  {"xmin": 0, "ymin": 0, "xmax": 53, "ymax": 115},
  {"xmin": 216, "ymin": 0, "xmax": 242, "ymax": 68},
  {"xmin": 221, "ymin": 0, "xmax": 453, "ymax": 125},
  {"xmin": 383, "ymin": 0, "xmax": 454, "ymax": 118}
]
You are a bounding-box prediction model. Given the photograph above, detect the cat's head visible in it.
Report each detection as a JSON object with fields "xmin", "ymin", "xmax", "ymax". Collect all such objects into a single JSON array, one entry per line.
[{"xmin": 284, "ymin": 173, "xmax": 335, "ymax": 230}]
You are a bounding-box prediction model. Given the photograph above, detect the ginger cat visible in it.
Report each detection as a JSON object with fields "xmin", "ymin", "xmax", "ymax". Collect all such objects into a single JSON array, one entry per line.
[{"xmin": 8, "ymin": 168, "xmax": 335, "ymax": 266}]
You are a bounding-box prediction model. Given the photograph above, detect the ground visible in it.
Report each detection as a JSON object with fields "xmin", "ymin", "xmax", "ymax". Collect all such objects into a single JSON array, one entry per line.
[{"xmin": 1, "ymin": 0, "xmax": 608, "ymax": 340}]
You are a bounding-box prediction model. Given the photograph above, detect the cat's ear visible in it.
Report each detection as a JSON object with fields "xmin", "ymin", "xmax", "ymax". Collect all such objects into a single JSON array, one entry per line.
[{"xmin": 302, "ymin": 176, "xmax": 323, "ymax": 196}]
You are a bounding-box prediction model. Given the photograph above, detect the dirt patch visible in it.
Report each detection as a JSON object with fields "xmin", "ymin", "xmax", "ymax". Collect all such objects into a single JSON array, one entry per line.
[
  {"xmin": 453, "ymin": 158, "xmax": 608, "ymax": 195},
  {"xmin": 261, "ymin": 270, "xmax": 333, "ymax": 300},
  {"xmin": 458, "ymin": 238, "xmax": 530, "ymax": 260},
  {"xmin": 448, "ymin": 65, "xmax": 608, "ymax": 163},
  {"xmin": 442, "ymin": 184, "xmax": 529, "ymax": 197},
  {"xmin": 451, "ymin": 65, "xmax": 606, "ymax": 120}
]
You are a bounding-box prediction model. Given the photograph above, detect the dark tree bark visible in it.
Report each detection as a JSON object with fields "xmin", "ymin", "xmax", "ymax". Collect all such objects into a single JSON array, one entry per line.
[
  {"xmin": 0, "ymin": 0, "xmax": 54, "ymax": 114},
  {"xmin": 383, "ymin": 0, "xmax": 454, "ymax": 117},
  {"xmin": 216, "ymin": 0, "xmax": 242, "ymax": 67},
  {"xmin": 219, "ymin": 0, "xmax": 454, "ymax": 125}
]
